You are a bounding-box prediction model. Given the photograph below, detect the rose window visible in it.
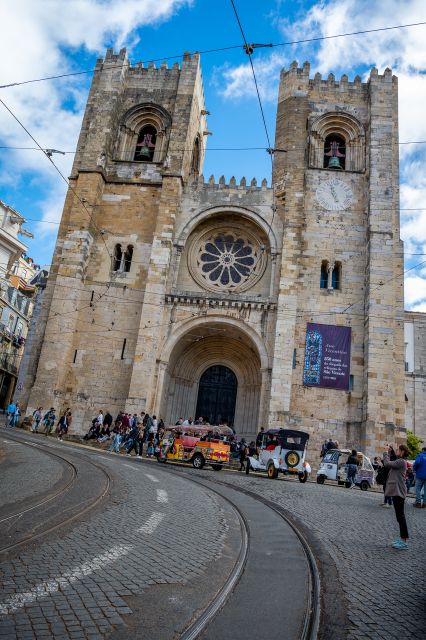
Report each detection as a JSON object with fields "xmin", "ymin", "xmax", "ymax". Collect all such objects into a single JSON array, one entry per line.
[{"xmin": 189, "ymin": 227, "xmax": 267, "ymax": 293}]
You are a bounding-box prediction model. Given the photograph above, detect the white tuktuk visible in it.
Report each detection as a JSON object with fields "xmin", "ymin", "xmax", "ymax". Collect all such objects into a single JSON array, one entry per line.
[
  {"xmin": 316, "ymin": 449, "xmax": 375, "ymax": 491},
  {"xmin": 247, "ymin": 428, "xmax": 311, "ymax": 482}
]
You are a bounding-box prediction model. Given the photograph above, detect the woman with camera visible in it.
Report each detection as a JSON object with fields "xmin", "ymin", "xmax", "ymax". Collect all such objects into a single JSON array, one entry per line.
[{"xmin": 383, "ymin": 443, "xmax": 410, "ymax": 550}]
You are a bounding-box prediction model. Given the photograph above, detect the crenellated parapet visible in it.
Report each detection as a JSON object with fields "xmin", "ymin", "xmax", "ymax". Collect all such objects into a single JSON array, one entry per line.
[
  {"xmin": 279, "ymin": 60, "xmax": 395, "ymax": 101},
  {"xmin": 96, "ymin": 48, "xmax": 200, "ymax": 73},
  {"xmin": 188, "ymin": 174, "xmax": 271, "ymax": 192}
]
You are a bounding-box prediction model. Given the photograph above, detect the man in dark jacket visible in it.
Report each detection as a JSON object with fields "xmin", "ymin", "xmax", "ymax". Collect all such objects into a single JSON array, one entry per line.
[
  {"xmin": 413, "ymin": 446, "xmax": 426, "ymax": 508},
  {"xmin": 126, "ymin": 424, "xmax": 140, "ymax": 457},
  {"xmin": 103, "ymin": 411, "xmax": 113, "ymax": 428}
]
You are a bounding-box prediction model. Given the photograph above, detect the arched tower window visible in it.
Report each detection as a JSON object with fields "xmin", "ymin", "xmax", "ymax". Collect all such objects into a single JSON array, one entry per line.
[
  {"xmin": 123, "ymin": 245, "xmax": 133, "ymax": 272},
  {"xmin": 323, "ymin": 134, "xmax": 346, "ymax": 170},
  {"xmin": 191, "ymin": 136, "xmax": 201, "ymax": 174},
  {"xmin": 116, "ymin": 103, "xmax": 172, "ymax": 163},
  {"xmin": 309, "ymin": 112, "xmax": 365, "ymax": 172},
  {"xmin": 134, "ymin": 125, "xmax": 157, "ymax": 162},
  {"xmin": 112, "ymin": 243, "xmax": 133, "ymax": 273},
  {"xmin": 320, "ymin": 261, "xmax": 328, "ymax": 288},
  {"xmin": 113, "ymin": 244, "xmax": 122, "ymax": 272},
  {"xmin": 320, "ymin": 260, "xmax": 342, "ymax": 290},
  {"xmin": 332, "ymin": 261, "xmax": 341, "ymax": 289}
]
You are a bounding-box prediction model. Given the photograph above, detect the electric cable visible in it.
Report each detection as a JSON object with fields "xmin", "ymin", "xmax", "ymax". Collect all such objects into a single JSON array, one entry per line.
[{"xmin": 1, "ymin": 20, "xmax": 425, "ymax": 89}]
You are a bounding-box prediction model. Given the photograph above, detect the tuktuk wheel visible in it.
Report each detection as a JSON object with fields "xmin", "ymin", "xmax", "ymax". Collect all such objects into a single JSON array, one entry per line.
[
  {"xmin": 345, "ymin": 481, "xmax": 351, "ymax": 488},
  {"xmin": 267, "ymin": 463, "xmax": 278, "ymax": 479},
  {"xmin": 211, "ymin": 463, "xmax": 223, "ymax": 471},
  {"xmin": 298, "ymin": 471, "xmax": 308, "ymax": 483},
  {"xmin": 360, "ymin": 480, "xmax": 369, "ymax": 491},
  {"xmin": 192, "ymin": 453, "xmax": 205, "ymax": 470},
  {"xmin": 316, "ymin": 475, "xmax": 325, "ymax": 484},
  {"xmin": 285, "ymin": 450, "xmax": 300, "ymax": 468}
]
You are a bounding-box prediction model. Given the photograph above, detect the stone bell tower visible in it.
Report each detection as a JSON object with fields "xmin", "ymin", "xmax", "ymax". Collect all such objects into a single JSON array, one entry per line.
[
  {"xmin": 269, "ymin": 61, "xmax": 405, "ymax": 454},
  {"xmin": 23, "ymin": 48, "xmax": 209, "ymax": 429}
]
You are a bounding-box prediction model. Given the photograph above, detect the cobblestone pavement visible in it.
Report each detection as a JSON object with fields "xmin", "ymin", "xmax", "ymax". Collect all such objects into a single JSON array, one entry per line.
[
  {"xmin": 0, "ymin": 437, "xmax": 64, "ymax": 510},
  {"xmin": 216, "ymin": 471, "xmax": 426, "ymax": 640},
  {"xmin": 0, "ymin": 439, "xmax": 230, "ymax": 640}
]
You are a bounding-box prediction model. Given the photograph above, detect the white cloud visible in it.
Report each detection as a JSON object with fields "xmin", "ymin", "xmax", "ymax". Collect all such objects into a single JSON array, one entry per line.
[
  {"xmin": 405, "ymin": 275, "xmax": 426, "ymax": 306},
  {"xmin": 0, "ymin": 0, "xmax": 191, "ymax": 241},
  {"xmin": 215, "ymin": 52, "xmax": 286, "ymax": 102},
  {"xmin": 218, "ymin": 0, "xmax": 426, "ymax": 309},
  {"xmin": 410, "ymin": 301, "xmax": 426, "ymax": 312}
]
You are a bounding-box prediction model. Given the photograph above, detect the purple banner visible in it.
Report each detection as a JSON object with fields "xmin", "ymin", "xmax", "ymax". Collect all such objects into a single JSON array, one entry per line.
[{"xmin": 303, "ymin": 323, "xmax": 351, "ymax": 390}]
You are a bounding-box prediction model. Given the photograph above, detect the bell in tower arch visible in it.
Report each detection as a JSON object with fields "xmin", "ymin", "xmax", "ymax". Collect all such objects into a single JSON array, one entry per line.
[{"xmin": 324, "ymin": 135, "xmax": 345, "ymax": 170}]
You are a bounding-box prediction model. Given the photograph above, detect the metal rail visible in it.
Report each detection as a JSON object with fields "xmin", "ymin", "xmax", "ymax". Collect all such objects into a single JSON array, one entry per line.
[{"xmin": 0, "ymin": 432, "xmax": 112, "ymax": 555}]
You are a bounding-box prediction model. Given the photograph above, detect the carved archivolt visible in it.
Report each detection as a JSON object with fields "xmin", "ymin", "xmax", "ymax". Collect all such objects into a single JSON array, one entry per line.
[
  {"xmin": 115, "ymin": 103, "xmax": 172, "ymax": 162},
  {"xmin": 309, "ymin": 112, "xmax": 365, "ymax": 172}
]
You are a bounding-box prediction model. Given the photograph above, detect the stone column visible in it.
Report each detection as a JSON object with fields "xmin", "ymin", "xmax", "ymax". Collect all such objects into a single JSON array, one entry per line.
[
  {"xmin": 268, "ymin": 63, "xmax": 310, "ymax": 425},
  {"xmin": 362, "ymin": 68, "xmax": 405, "ymax": 454}
]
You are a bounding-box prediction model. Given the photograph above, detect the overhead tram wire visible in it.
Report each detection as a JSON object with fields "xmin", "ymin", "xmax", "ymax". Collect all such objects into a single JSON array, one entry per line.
[
  {"xmin": 2, "ymin": 140, "xmax": 426, "ymax": 153},
  {"xmin": 3, "ymin": 22, "xmax": 425, "ymax": 324},
  {"xmin": 1, "ymin": 20, "xmax": 426, "ymax": 90},
  {"xmin": 229, "ymin": 0, "xmax": 278, "ymax": 242},
  {"xmin": 0, "ymin": 96, "xmax": 116, "ymax": 315}
]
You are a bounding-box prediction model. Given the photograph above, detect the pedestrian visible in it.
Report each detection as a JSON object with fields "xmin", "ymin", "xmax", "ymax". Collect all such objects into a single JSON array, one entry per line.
[
  {"xmin": 7, "ymin": 400, "xmax": 18, "ymax": 428},
  {"xmin": 103, "ymin": 410, "xmax": 113, "ymax": 430},
  {"xmin": 97, "ymin": 424, "xmax": 111, "ymax": 443},
  {"xmin": 372, "ymin": 456, "xmax": 381, "ymax": 471},
  {"xmin": 405, "ymin": 465, "xmax": 415, "ymax": 494},
  {"xmin": 147, "ymin": 438, "xmax": 155, "ymax": 457},
  {"xmin": 413, "ymin": 446, "xmax": 426, "ymax": 508},
  {"xmin": 183, "ymin": 416, "xmax": 193, "ymax": 426},
  {"xmin": 109, "ymin": 424, "xmax": 122, "ymax": 454},
  {"xmin": 136, "ymin": 423, "xmax": 144, "ymax": 458},
  {"xmin": 320, "ymin": 440, "xmax": 328, "ymax": 458},
  {"xmin": 383, "ymin": 444, "xmax": 410, "ymax": 550},
  {"xmin": 346, "ymin": 449, "xmax": 359, "ymax": 488},
  {"xmin": 57, "ymin": 409, "xmax": 70, "ymax": 441},
  {"xmin": 126, "ymin": 422, "xmax": 140, "ymax": 457},
  {"xmin": 376, "ymin": 452, "xmax": 394, "ymax": 508},
  {"xmin": 256, "ymin": 427, "xmax": 265, "ymax": 449},
  {"xmin": 31, "ymin": 407, "xmax": 43, "ymax": 432},
  {"xmin": 239, "ymin": 439, "xmax": 247, "ymax": 471},
  {"xmin": 43, "ymin": 408, "xmax": 56, "ymax": 435},
  {"xmin": 326, "ymin": 438, "xmax": 335, "ymax": 452},
  {"xmin": 152, "ymin": 415, "xmax": 158, "ymax": 433}
]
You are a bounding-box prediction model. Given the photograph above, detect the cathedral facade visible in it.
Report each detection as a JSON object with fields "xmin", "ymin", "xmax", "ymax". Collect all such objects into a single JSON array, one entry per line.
[{"xmin": 18, "ymin": 48, "xmax": 406, "ymax": 454}]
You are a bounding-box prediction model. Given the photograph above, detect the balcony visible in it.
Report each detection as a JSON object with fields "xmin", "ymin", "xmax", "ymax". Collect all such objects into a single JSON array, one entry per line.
[
  {"xmin": 0, "ymin": 322, "xmax": 25, "ymax": 349},
  {"xmin": 0, "ymin": 350, "xmax": 22, "ymax": 376}
]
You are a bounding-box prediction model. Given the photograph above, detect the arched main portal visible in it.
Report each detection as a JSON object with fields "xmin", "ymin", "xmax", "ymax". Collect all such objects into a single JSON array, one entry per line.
[
  {"xmin": 195, "ymin": 365, "xmax": 237, "ymax": 426},
  {"xmin": 157, "ymin": 319, "xmax": 267, "ymax": 438}
]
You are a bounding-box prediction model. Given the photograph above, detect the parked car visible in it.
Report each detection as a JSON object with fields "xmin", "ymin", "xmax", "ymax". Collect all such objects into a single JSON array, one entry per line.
[{"xmin": 247, "ymin": 428, "xmax": 311, "ymax": 482}]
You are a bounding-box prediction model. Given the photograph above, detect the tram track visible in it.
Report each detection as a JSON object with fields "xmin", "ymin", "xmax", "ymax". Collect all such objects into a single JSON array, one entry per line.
[
  {"xmin": 0, "ymin": 443, "xmax": 77, "ymax": 526},
  {"xmin": 0, "ymin": 431, "xmax": 112, "ymax": 556},
  {"xmin": 115, "ymin": 451, "xmax": 321, "ymax": 640},
  {"xmin": 1, "ymin": 432, "xmax": 324, "ymax": 639}
]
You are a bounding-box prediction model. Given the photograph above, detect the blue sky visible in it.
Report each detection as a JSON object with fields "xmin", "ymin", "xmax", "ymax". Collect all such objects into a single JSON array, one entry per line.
[{"xmin": 1, "ymin": 0, "xmax": 426, "ymax": 308}]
